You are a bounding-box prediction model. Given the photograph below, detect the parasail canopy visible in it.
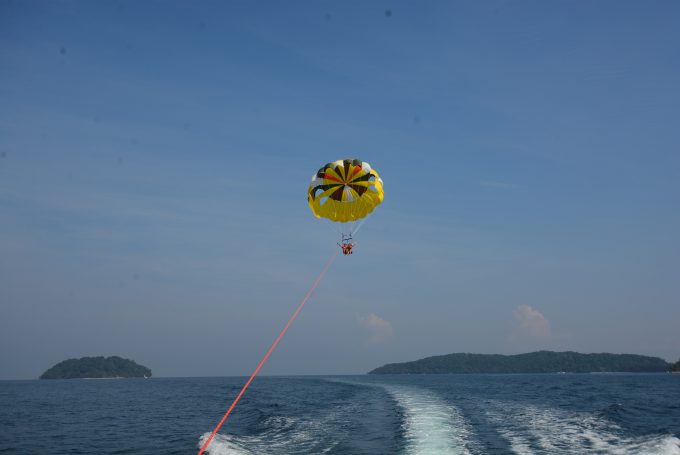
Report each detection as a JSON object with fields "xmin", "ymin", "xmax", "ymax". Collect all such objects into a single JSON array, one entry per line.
[{"xmin": 307, "ymin": 158, "xmax": 384, "ymax": 223}]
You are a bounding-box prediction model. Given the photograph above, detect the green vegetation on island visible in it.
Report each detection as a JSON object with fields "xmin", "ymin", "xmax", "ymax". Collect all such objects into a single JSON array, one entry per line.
[
  {"xmin": 673, "ymin": 360, "xmax": 680, "ymax": 372},
  {"xmin": 369, "ymin": 351, "xmax": 672, "ymax": 374},
  {"xmin": 40, "ymin": 356, "xmax": 152, "ymax": 379}
]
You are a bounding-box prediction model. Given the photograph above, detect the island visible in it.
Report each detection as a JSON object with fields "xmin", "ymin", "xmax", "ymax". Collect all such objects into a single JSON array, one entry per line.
[
  {"xmin": 673, "ymin": 359, "xmax": 680, "ymax": 373},
  {"xmin": 40, "ymin": 356, "xmax": 152, "ymax": 379},
  {"xmin": 369, "ymin": 350, "xmax": 672, "ymax": 374}
]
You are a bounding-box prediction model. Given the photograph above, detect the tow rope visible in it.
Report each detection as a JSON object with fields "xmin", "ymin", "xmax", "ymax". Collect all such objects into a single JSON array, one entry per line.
[{"xmin": 197, "ymin": 250, "xmax": 339, "ymax": 455}]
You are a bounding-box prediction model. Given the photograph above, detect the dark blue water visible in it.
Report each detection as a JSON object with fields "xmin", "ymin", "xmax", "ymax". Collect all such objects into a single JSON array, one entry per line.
[{"xmin": 1, "ymin": 374, "xmax": 679, "ymax": 454}]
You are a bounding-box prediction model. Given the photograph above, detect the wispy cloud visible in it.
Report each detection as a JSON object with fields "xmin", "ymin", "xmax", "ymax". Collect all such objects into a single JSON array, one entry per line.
[
  {"xmin": 512, "ymin": 304, "xmax": 551, "ymax": 339},
  {"xmin": 358, "ymin": 313, "xmax": 394, "ymax": 344}
]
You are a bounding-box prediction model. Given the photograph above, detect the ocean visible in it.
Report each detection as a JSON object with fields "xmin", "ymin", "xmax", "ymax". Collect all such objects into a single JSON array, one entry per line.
[{"xmin": 1, "ymin": 374, "xmax": 679, "ymax": 454}]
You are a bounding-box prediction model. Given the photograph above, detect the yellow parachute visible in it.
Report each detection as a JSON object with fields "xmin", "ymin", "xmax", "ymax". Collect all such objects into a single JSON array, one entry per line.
[{"xmin": 307, "ymin": 158, "xmax": 384, "ymax": 223}]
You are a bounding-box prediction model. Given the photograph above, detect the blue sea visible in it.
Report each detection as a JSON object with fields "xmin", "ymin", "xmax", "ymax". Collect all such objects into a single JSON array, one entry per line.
[{"xmin": 1, "ymin": 374, "xmax": 679, "ymax": 454}]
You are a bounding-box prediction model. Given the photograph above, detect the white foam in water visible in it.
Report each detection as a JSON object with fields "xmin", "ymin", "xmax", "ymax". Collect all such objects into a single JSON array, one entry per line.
[
  {"xmin": 198, "ymin": 415, "xmax": 339, "ymax": 455},
  {"xmin": 383, "ymin": 385, "xmax": 473, "ymax": 455},
  {"xmin": 198, "ymin": 432, "xmax": 254, "ymax": 455},
  {"xmin": 485, "ymin": 401, "xmax": 680, "ymax": 455}
]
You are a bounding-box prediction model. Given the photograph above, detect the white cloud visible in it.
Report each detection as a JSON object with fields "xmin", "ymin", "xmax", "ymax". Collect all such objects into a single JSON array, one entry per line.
[
  {"xmin": 358, "ymin": 313, "xmax": 394, "ymax": 344},
  {"xmin": 512, "ymin": 304, "xmax": 551, "ymax": 339}
]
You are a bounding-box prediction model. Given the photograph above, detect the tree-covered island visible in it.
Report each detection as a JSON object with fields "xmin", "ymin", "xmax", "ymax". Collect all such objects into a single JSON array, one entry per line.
[
  {"xmin": 369, "ymin": 351, "xmax": 673, "ymax": 374},
  {"xmin": 673, "ymin": 359, "xmax": 680, "ymax": 372},
  {"xmin": 40, "ymin": 356, "xmax": 152, "ymax": 379}
]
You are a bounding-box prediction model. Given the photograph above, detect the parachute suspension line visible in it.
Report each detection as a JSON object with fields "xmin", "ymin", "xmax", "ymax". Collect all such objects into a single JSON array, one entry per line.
[
  {"xmin": 337, "ymin": 220, "xmax": 346, "ymax": 240},
  {"xmin": 351, "ymin": 216, "xmax": 369, "ymax": 237},
  {"xmin": 338, "ymin": 221, "xmax": 353, "ymax": 244},
  {"xmin": 196, "ymin": 250, "xmax": 339, "ymax": 455}
]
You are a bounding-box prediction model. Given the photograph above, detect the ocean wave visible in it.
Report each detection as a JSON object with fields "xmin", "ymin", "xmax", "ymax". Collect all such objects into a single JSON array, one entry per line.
[
  {"xmin": 198, "ymin": 414, "xmax": 340, "ymax": 455},
  {"xmin": 485, "ymin": 400, "xmax": 680, "ymax": 455}
]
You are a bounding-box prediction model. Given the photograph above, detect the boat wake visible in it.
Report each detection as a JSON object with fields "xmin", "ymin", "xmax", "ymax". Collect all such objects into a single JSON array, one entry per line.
[
  {"xmin": 198, "ymin": 414, "xmax": 339, "ymax": 455},
  {"xmin": 485, "ymin": 400, "xmax": 680, "ymax": 455},
  {"xmin": 382, "ymin": 384, "xmax": 474, "ymax": 455},
  {"xmin": 196, "ymin": 379, "xmax": 679, "ymax": 455}
]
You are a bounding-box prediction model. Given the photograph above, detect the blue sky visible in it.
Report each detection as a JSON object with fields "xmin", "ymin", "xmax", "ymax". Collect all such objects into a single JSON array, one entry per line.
[{"xmin": 1, "ymin": 1, "xmax": 679, "ymax": 379}]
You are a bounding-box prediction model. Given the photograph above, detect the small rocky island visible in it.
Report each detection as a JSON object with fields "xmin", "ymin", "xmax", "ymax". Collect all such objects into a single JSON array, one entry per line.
[
  {"xmin": 40, "ymin": 356, "xmax": 152, "ymax": 379},
  {"xmin": 369, "ymin": 351, "xmax": 673, "ymax": 374}
]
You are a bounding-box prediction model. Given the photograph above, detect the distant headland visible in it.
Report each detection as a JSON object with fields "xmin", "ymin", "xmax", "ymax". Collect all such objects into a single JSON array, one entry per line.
[
  {"xmin": 369, "ymin": 351, "xmax": 675, "ymax": 374},
  {"xmin": 40, "ymin": 356, "xmax": 152, "ymax": 379}
]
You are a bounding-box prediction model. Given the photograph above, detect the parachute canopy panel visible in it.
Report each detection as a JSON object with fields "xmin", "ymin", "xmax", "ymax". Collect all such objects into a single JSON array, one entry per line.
[{"xmin": 307, "ymin": 158, "xmax": 384, "ymax": 222}]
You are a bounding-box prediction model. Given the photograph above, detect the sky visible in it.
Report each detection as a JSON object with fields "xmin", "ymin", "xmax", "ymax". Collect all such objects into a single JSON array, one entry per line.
[{"xmin": 1, "ymin": 1, "xmax": 679, "ymax": 380}]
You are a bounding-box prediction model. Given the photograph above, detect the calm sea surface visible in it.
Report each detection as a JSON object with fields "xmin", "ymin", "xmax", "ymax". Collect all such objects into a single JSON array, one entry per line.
[{"xmin": 1, "ymin": 374, "xmax": 679, "ymax": 454}]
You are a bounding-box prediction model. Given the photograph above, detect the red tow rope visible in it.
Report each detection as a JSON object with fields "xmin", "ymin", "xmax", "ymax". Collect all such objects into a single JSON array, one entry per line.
[{"xmin": 197, "ymin": 251, "xmax": 339, "ymax": 455}]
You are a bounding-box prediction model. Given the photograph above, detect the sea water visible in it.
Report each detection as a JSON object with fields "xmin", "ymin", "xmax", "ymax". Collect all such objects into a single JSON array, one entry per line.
[{"xmin": 1, "ymin": 374, "xmax": 679, "ymax": 454}]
